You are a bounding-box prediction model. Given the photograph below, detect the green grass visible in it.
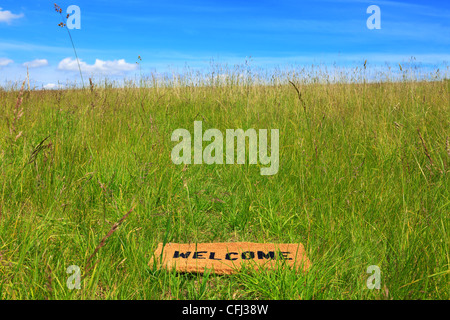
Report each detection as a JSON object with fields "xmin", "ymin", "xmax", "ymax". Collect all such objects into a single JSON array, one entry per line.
[{"xmin": 0, "ymin": 71, "xmax": 449, "ymax": 299}]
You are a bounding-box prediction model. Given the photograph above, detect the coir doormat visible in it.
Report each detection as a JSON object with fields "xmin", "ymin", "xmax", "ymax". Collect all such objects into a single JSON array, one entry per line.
[{"xmin": 150, "ymin": 242, "xmax": 311, "ymax": 274}]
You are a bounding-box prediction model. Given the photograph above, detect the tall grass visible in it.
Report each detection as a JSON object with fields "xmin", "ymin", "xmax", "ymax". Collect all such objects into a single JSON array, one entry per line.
[{"xmin": 0, "ymin": 65, "xmax": 448, "ymax": 299}]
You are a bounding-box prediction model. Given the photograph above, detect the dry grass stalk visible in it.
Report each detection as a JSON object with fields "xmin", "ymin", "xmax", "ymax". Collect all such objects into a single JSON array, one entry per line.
[
  {"xmin": 417, "ymin": 129, "xmax": 434, "ymax": 165},
  {"xmin": 84, "ymin": 205, "xmax": 136, "ymax": 277},
  {"xmin": 45, "ymin": 264, "xmax": 53, "ymax": 300},
  {"xmin": 89, "ymin": 77, "xmax": 94, "ymax": 93},
  {"xmin": 417, "ymin": 129, "xmax": 442, "ymax": 174},
  {"xmin": 446, "ymin": 136, "xmax": 450, "ymax": 158},
  {"xmin": 288, "ymin": 80, "xmax": 306, "ymax": 114},
  {"xmin": 27, "ymin": 136, "xmax": 51, "ymax": 165},
  {"xmin": 27, "ymin": 67, "xmax": 30, "ymax": 92},
  {"xmin": 9, "ymin": 80, "xmax": 26, "ymax": 136},
  {"xmin": 15, "ymin": 132, "xmax": 23, "ymax": 142}
]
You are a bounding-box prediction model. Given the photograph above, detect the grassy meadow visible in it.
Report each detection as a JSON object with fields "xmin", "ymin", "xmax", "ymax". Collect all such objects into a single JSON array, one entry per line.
[{"xmin": 0, "ymin": 68, "xmax": 449, "ymax": 299}]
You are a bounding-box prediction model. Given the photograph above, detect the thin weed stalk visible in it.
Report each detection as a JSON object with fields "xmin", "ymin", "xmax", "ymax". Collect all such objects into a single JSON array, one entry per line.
[{"xmin": 54, "ymin": 3, "xmax": 84, "ymax": 89}]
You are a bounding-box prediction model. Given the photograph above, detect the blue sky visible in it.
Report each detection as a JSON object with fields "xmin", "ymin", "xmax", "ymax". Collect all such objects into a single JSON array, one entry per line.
[{"xmin": 0, "ymin": 0, "xmax": 449, "ymax": 88}]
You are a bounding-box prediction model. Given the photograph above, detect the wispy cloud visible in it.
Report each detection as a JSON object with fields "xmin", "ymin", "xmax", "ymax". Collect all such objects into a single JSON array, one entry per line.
[
  {"xmin": 58, "ymin": 57, "xmax": 137, "ymax": 75},
  {"xmin": 23, "ymin": 59, "xmax": 49, "ymax": 68},
  {"xmin": 0, "ymin": 58, "xmax": 13, "ymax": 67},
  {"xmin": 0, "ymin": 7, "xmax": 24, "ymax": 24},
  {"xmin": 248, "ymin": 53, "xmax": 450, "ymax": 65},
  {"xmin": 326, "ymin": 0, "xmax": 450, "ymax": 19},
  {"xmin": 0, "ymin": 41, "xmax": 98, "ymax": 55}
]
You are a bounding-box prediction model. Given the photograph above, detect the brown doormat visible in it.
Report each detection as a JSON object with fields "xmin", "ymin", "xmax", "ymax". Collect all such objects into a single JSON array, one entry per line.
[{"xmin": 150, "ymin": 242, "xmax": 311, "ymax": 274}]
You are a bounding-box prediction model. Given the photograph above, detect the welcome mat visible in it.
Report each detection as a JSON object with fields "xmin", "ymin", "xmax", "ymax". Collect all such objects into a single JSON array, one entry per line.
[{"xmin": 150, "ymin": 242, "xmax": 311, "ymax": 274}]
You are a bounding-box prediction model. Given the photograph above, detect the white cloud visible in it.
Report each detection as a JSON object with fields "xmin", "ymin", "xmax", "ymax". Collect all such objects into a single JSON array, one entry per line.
[
  {"xmin": 58, "ymin": 57, "xmax": 137, "ymax": 75},
  {"xmin": 0, "ymin": 58, "xmax": 13, "ymax": 67},
  {"xmin": 0, "ymin": 8, "xmax": 24, "ymax": 24},
  {"xmin": 43, "ymin": 83, "xmax": 63, "ymax": 90},
  {"xmin": 23, "ymin": 59, "xmax": 49, "ymax": 68}
]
